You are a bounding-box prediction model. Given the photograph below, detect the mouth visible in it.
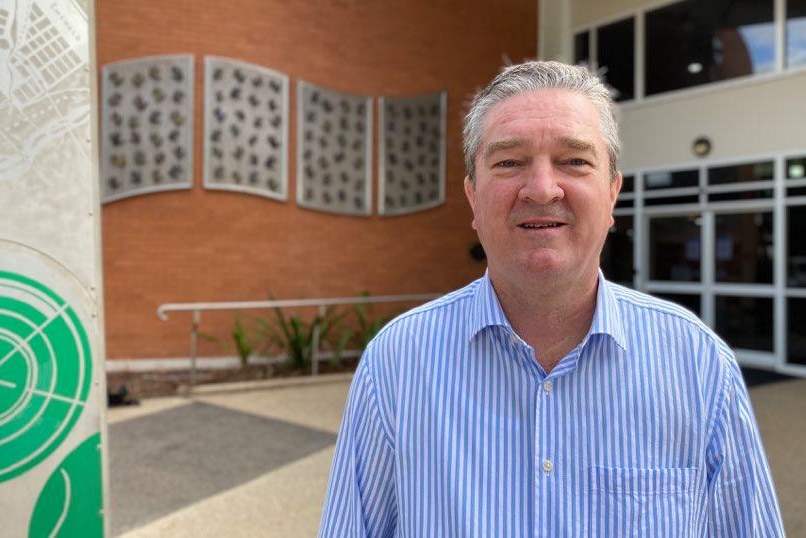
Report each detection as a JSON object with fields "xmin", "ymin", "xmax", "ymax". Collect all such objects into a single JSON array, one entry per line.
[{"xmin": 518, "ymin": 222, "xmax": 565, "ymax": 230}]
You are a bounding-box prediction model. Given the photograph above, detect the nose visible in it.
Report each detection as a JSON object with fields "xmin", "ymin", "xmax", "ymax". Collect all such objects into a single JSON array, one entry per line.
[{"xmin": 517, "ymin": 160, "xmax": 564, "ymax": 205}]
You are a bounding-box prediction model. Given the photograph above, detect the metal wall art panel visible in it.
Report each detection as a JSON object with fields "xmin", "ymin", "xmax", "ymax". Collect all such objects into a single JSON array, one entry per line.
[
  {"xmin": 203, "ymin": 57, "xmax": 289, "ymax": 200},
  {"xmin": 101, "ymin": 54, "xmax": 194, "ymax": 203},
  {"xmin": 297, "ymin": 81, "xmax": 372, "ymax": 216},
  {"xmin": 379, "ymin": 91, "xmax": 446, "ymax": 216}
]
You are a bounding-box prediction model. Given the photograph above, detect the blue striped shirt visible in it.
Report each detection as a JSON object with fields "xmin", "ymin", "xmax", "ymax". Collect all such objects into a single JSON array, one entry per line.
[{"xmin": 319, "ymin": 272, "xmax": 784, "ymax": 537}]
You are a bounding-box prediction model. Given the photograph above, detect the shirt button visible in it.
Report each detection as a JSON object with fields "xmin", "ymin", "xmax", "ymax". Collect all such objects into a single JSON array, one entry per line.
[
  {"xmin": 543, "ymin": 380, "xmax": 553, "ymax": 393},
  {"xmin": 542, "ymin": 459, "xmax": 554, "ymax": 473}
]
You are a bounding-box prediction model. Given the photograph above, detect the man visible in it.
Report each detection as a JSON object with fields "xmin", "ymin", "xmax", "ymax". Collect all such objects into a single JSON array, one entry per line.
[{"xmin": 319, "ymin": 61, "xmax": 784, "ymax": 536}]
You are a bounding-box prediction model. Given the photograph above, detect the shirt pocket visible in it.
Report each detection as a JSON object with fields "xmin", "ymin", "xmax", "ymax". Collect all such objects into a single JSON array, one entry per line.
[{"xmin": 588, "ymin": 466, "xmax": 698, "ymax": 537}]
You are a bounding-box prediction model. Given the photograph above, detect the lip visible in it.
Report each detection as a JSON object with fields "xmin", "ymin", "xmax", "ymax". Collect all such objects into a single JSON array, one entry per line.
[{"xmin": 516, "ymin": 219, "xmax": 567, "ymax": 230}]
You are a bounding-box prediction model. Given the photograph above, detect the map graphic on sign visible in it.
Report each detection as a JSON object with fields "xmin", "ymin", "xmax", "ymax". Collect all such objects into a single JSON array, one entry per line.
[
  {"xmin": 0, "ymin": 270, "xmax": 92, "ymax": 482},
  {"xmin": 0, "ymin": 0, "xmax": 89, "ymax": 183}
]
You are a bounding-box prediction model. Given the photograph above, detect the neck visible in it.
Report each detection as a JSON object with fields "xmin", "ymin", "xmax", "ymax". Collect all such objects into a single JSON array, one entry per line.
[{"xmin": 491, "ymin": 270, "xmax": 599, "ymax": 372}]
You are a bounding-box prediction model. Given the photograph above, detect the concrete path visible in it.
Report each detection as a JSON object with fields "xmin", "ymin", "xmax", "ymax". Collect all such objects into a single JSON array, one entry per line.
[
  {"xmin": 107, "ymin": 376, "xmax": 350, "ymax": 537},
  {"xmin": 107, "ymin": 373, "xmax": 806, "ymax": 537},
  {"xmin": 748, "ymin": 378, "xmax": 806, "ymax": 537}
]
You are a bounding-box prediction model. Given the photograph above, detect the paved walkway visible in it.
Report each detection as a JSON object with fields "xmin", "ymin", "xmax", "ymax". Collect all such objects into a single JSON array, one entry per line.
[{"xmin": 106, "ymin": 373, "xmax": 806, "ymax": 537}]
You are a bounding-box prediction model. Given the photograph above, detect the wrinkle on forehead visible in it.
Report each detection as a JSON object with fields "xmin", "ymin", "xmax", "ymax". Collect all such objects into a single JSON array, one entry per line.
[{"xmin": 476, "ymin": 90, "xmax": 608, "ymax": 173}]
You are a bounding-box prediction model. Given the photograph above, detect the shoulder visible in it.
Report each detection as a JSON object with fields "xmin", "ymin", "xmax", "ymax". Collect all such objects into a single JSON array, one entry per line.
[
  {"xmin": 605, "ymin": 280, "xmax": 736, "ymax": 380},
  {"xmin": 369, "ymin": 277, "xmax": 482, "ymax": 343},
  {"xmin": 354, "ymin": 278, "xmax": 483, "ymax": 430},
  {"xmin": 608, "ymin": 281, "xmax": 726, "ymax": 346},
  {"xmin": 607, "ymin": 281, "xmax": 698, "ymax": 321},
  {"xmin": 357, "ymin": 278, "xmax": 481, "ymax": 380},
  {"xmin": 604, "ymin": 280, "xmax": 739, "ymax": 408}
]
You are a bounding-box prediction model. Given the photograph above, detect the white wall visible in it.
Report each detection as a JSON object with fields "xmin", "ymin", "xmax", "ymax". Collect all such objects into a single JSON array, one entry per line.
[
  {"xmin": 619, "ymin": 71, "xmax": 806, "ymax": 171},
  {"xmin": 540, "ymin": 0, "xmax": 573, "ymax": 61}
]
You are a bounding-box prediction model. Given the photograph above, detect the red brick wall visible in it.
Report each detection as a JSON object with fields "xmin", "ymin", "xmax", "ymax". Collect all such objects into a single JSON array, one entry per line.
[{"xmin": 96, "ymin": 0, "xmax": 537, "ymax": 360}]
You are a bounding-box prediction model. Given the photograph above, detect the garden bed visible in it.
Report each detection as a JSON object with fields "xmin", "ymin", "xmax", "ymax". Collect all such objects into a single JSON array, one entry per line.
[{"xmin": 106, "ymin": 357, "xmax": 360, "ymax": 402}]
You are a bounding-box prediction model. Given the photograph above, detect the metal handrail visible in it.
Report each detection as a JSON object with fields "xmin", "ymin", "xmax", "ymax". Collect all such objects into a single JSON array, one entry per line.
[
  {"xmin": 157, "ymin": 294, "xmax": 440, "ymax": 320},
  {"xmin": 157, "ymin": 293, "xmax": 441, "ymax": 392}
]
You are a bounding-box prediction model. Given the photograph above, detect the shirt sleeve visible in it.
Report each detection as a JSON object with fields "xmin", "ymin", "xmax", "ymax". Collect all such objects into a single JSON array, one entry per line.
[
  {"xmin": 318, "ymin": 357, "xmax": 397, "ymax": 538},
  {"xmin": 705, "ymin": 359, "xmax": 785, "ymax": 536}
]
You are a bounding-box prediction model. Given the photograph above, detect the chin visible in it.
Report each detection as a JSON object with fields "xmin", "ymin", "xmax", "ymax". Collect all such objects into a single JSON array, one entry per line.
[{"xmin": 519, "ymin": 253, "xmax": 568, "ymax": 275}]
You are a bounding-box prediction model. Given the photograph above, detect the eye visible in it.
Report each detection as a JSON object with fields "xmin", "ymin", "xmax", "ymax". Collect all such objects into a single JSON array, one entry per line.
[
  {"xmin": 495, "ymin": 159, "xmax": 519, "ymax": 168},
  {"xmin": 566, "ymin": 158, "xmax": 590, "ymax": 167}
]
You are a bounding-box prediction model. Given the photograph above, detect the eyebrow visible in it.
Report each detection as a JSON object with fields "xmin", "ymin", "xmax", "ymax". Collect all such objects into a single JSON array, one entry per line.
[
  {"xmin": 482, "ymin": 136, "xmax": 599, "ymax": 163},
  {"xmin": 558, "ymin": 136, "xmax": 598, "ymax": 157},
  {"xmin": 482, "ymin": 137, "xmax": 528, "ymax": 162}
]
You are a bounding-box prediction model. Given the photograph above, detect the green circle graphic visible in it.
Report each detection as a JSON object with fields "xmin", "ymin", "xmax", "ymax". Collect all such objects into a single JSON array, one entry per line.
[
  {"xmin": 29, "ymin": 432, "xmax": 104, "ymax": 538},
  {"xmin": 0, "ymin": 271, "xmax": 92, "ymax": 482}
]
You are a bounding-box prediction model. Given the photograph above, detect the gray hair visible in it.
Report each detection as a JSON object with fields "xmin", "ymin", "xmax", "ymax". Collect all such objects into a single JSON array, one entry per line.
[{"xmin": 463, "ymin": 61, "xmax": 621, "ymax": 182}]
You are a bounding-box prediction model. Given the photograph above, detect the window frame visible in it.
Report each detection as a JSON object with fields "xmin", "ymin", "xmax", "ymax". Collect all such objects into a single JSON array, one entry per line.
[
  {"xmin": 613, "ymin": 151, "xmax": 806, "ymax": 375},
  {"xmin": 572, "ymin": 0, "xmax": 806, "ymax": 106}
]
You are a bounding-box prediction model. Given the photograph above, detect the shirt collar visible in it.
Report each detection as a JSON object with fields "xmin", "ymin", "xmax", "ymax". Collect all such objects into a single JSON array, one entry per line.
[
  {"xmin": 467, "ymin": 271, "xmax": 512, "ymax": 339},
  {"xmin": 589, "ymin": 270, "xmax": 628, "ymax": 351},
  {"xmin": 468, "ymin": 270, "xmax": 628, "ymax": 352}
]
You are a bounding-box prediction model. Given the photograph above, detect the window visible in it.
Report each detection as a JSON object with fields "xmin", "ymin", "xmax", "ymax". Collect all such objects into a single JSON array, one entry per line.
[
  {"xmin": 644, "ymin": 169, "xmax": 700, "ymax": 206},
  {"xmin": 627, "ymin": 153, "xmax": 806, "ymax": 371},
  {"xmin": 708, "ymin": 160, "xmax": 773, "ymax": 184},
  {"xmin": 788, "ymin": 206, "xmax": 806, "ymax": 287},
  {"xmin": 707, "ymin": 160, "xmax": 774, "ymax": 201},
  {"xmin": 655, "ymin": 293, "xmax": 701, "ymax": 316},
  {"xmin": 645, "ymin": 169, "xmax": 699, "ymax": 190},
  {"xmin": 787, "ymin": 156, "xmax": 806, "ymax": 196},
  {"xmin": 788, "ymin": 0, "xmax": 806, "ymax": 67},
  {"xmin": 649, "ymin": 215, "xmax": 701, "ymax": 282},
  {"xmin": 601, "ymin": 215, "xmax": 633, "ymax": 284},
  {"xmin": 621, "ymin": 174, "xmax": 635, "ymax": 193},
  {"xmin": 597, "ymin": 18, "xmax": 635, "ymax": 101},
  {"xmin": 574, "ymin": 31, "xmax": 590, "ymax": 67},
  {"xmin": 644, "ymin": 0, "xmax": 775, "ymax": 96},
  {"xmin": 715, "ymin": 296, "xmax": 774, "ymax": 351},
  {"xmin": 574, "ymin": 1, "xmax": 803, "ymax": 101},
  {"xmin": 715, "ymin": 212, "xmax": 773, "ymax": 283},
  {"xmin": 788, "ymin": 299, "xmax": 806, "ymax": 364},
  {"xmin": 787, "ymin": 156, "xmax": 806, "ymax": 179},
  {"xmin": 615, "ymin": 174, "xmax": 635, "ymax": 209}
]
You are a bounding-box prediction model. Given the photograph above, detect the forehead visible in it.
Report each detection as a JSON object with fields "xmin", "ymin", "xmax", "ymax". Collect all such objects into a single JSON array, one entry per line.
[{"xmin": 480, "ymin": 89, "xmax": 603, "ymax": 148}]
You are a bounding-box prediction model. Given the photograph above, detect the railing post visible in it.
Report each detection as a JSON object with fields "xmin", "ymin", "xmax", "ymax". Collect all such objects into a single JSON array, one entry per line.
[
  {"xmin": 189, "ymin": 310, "xmax": 201, "ymax": 393},
  {"xmin": 311, "ymin": 304, "xmax": 326, "ymax": 376}
]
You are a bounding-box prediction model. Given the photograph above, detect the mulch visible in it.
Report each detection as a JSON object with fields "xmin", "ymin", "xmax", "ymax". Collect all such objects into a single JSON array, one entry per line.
[{"xmin": 106, "ymin": 358, "xmax": 360, "ymax": 403}]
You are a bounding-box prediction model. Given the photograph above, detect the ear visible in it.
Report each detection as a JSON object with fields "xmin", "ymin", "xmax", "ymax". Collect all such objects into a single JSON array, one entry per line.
[
  {"xmin": 608, "ymin": 173, "xmax": 622, "ymax": 227},
  {"xmin": 464, "ymin": 176, "xmax": 477, "ymax": 229},
  {"xmin": 609, "ymin": 172, "xmax": 623, "ymax": 209}
]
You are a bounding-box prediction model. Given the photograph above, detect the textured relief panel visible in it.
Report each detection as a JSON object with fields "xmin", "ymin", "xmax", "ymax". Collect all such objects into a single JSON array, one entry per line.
[
  {"xmin": 101, "ymin": 55, "xmax": 194, "ymax": 203},
  {"xmin": 379, "ymin": 92, "xmax": 446, "ymax": 215},
  {"xmin": 297, "ymin": 81, "xmax": 372, "ymax": 216},
  {"xmin": 203, "ymin": 57, "xmax": 289, "ymax": 200}
]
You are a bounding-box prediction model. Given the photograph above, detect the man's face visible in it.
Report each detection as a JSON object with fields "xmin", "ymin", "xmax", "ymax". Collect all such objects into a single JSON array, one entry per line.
[{"xmin": 464, "ymin": 89, "xmax": 621, "ymax": 289}]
